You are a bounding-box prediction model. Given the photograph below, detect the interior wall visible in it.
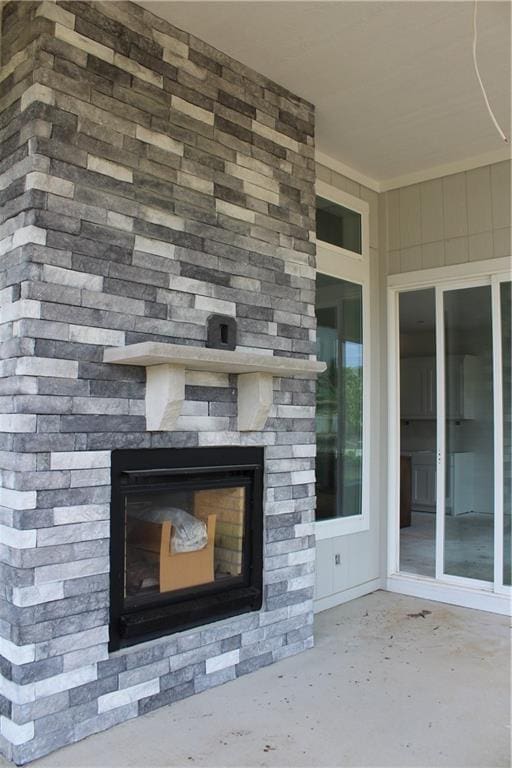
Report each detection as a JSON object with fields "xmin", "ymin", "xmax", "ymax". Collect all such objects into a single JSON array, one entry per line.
[{"xmin": 314, "ymin": 163, "xmax": 386, "ymax": 601}]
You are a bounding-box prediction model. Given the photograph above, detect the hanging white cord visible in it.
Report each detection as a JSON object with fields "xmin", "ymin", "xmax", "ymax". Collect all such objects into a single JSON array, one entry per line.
[{"xmin": 472, "ymin": 0, "xmax": 509, "ymax": 143}]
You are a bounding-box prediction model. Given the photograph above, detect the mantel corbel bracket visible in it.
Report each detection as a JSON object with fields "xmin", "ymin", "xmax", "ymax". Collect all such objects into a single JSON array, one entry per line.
[{"xmin": 103, "ymin": 342, "xmax": 326, "ymax": 433}]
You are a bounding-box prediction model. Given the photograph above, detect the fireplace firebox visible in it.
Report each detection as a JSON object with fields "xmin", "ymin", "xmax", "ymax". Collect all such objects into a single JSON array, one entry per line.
[{"xmin": 110, "ymin": 447, "xmax": 264, "ymax": 649}]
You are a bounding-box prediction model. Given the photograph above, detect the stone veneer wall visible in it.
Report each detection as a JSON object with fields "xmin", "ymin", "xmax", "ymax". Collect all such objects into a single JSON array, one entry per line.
[{"xmin": 0, "ymin": 2, "xmax": 317, "ymax": 762}]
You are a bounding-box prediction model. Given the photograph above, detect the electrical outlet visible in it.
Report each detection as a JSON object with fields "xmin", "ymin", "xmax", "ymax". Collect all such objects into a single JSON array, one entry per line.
[{"xmin": 334, "ymin": 553, "xmax": 341, "ymax": 565}]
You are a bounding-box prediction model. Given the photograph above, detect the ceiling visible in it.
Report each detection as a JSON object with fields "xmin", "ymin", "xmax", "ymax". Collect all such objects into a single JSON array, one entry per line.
[{"xmin": 138, "ymin": 1, "xmax": 511, "ymax": 187}]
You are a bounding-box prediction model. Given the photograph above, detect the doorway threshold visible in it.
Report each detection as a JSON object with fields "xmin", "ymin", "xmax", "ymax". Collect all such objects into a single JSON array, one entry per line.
[{"xmin": 386, "ymin": 572, "xmax": 511, "ymax": 616}]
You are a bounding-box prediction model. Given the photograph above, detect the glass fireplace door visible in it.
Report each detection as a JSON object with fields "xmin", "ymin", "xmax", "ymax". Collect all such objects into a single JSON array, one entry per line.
[{"xmin": 110, "ymin": 447, "xmax": 263, "ymax": 649}]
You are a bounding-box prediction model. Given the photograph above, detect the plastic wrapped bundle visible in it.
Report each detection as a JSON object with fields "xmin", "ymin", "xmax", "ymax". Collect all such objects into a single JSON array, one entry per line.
[{"xmin": 129, "ymin": 503, "xmax": 208, "ymax": 554}]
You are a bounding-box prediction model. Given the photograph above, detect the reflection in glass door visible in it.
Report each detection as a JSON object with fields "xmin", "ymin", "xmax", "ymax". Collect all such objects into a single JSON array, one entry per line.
[
  {"xmin": 443, "ymin": 286, "xmax": 494, "ymax": 582},
  {"xmin": 398, "ymin": 277, "xmax": 510, "ymax": 592},
  {"xmin": 398, "ymin": 289, "xmax": 437, "ymax": 577}
]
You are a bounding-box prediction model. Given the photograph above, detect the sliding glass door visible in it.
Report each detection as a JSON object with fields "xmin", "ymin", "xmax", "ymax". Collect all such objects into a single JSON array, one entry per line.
[{"xmin": 398, "ymin": 275, "xmax": 510, "ymax": 593}]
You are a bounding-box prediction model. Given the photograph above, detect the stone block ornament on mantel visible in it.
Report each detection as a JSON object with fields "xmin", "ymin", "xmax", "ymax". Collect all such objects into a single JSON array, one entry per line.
[{"xmin": 103, "ymin": 343, "xmax": 326, "ymax": 431}]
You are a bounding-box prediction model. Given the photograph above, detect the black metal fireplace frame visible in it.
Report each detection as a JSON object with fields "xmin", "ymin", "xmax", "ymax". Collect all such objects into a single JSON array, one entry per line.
[{"xmin": 109, "ymin": 447, "xmax": 264, "ymax": 650}]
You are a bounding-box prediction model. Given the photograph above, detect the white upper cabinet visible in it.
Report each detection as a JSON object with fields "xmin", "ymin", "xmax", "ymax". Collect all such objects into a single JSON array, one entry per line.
[
  {"xmin": 401, "ymin": 354, "xmax": 477, "ymax": 420},
  {"xmin": 400, "ymin": 357, "xmax": 436, "ymax": 420}
]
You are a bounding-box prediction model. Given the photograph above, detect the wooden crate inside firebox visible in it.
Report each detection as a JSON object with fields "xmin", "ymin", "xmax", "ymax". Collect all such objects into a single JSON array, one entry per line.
[{"xmin": 194, "ymin": 487, "xmax": 245, "ymax": 576}]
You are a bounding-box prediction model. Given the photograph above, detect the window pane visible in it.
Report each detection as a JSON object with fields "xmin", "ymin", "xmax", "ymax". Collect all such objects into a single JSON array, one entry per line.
[
  {"xmin": 316, "ymin": 196, "xmax": 362, "ymax": 254},
  {"xmin": 315, "ymin": 274, "xmax": 363, "ymax": 520}
]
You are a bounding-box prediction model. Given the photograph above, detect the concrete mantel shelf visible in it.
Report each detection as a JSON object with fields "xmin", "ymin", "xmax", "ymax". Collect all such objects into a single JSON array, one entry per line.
[{"xmin": 104, "ymin": 342, "xmax": 326, "ymax": 432}]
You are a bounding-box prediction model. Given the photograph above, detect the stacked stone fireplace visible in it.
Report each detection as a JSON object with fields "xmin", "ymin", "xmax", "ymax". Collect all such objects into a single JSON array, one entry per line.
[{"xmin": 0, "ymin": 1, "xmax": 317, "ymax": 762}]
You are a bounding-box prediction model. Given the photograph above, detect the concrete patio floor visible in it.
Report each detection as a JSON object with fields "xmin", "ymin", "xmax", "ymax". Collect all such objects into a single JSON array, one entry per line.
[{"xmin": 9, "ymin": 591, "xmax": 511, "ymax": 767}]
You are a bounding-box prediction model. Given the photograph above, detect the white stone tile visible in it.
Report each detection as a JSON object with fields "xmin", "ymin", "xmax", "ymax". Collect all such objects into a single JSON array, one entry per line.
[
  {"xmin": 15, "ymin": 357, "xmax": 78, "ymax": 378},
  {"xmin": 216, "ymin": 200, "xmax": 255, "ymax": 223},
  {"xmin": 135, "ymin": 126, "xmax": 183, "ymax": 156},
  {"xmin": 98, "ymin": 679, "xmax": 160, "ymax": 713},
  {"xmin": 252, "ymin": 121, "xmax": 299, "ymax": 153},
  {"xmin": 226, "ymin": 162, "xmax": 279, "ymax": 193},
  {"xmin": 63, "ymin": 643, "xmax": 109, "ymax": 672},
  {"xmin": 243, "ymin": 181, "xmax": 279, "ymax": 205},
  {"xmin": 291, "ymin": 470, "xmax": 315, "ymax": 485},
  {"xmin": 69, "ymin": 325, "xmax": 125, "ymax": 346},
  {"xmin": 172, "ymin": 96, "xmax": 214, "ymax": 125},
  {"xmin": 113, "ymin": 53, "xmax": 163, "ymax": 88},
  {"xmin": 35, "ymin": 556, "xmax": 109, "ymax": 585},
  {"xmin": 12, "ymin": 225, "xmax": 46, "ymax": 248},
  {"xmin": 0, "ymin": 637, "xmax": 35, "ymax": 665},
  {"xmin": 107, "ymin": 211, "xmax": 133, "ymax": 231},
  {"xmin": 198, "ymin": 431, "xmax": 241, "ymax": 446},
  {"xmin": 69, "ymin": 469, "xmax": 111, "ymax": 488},
  {"xmin": 288, "ymin": 548, "xmax": 315, "ymax": 565},
  {"xmin": 12, "ymin": 582, "xmax": 64, "ymax": 607},
  {"xmin": 0, "ymin": 414, "xmax": 37, "ymax": 433},
  {"xmin": 152, "ymin": 30, "xmax": 189, "ymax": 59},
  {"xmin": 25, "ymin": 172, "xmax": 74, "ymax": 198},
  {"xmin": 55, "ymin": 24, "xmax": 114, "ymax": 63},
  {"xmin": 138, "ymin": 205, "xmax": 185, "ymax": 231},
  {"xmin": 38, "ymin": 626, "xmax": 109, "ymax": 659},
  {"xmin": 292, "ymin": 444, "xmax": 316, "ymax": 458},
  {"xmin": 53, "ymin": 504, "xmax": 109, "ymax": 525},
  {"xmin": 43, "ymin": 265, "xmax": 102, "ymax": 291},
  {"xmin": 87, "ymin": 155, "xmax": 132, "ymax": 183},
  {"xmin": 177, "ymin": 171, "xmax": 213, "ymax": 195},
  {"xmin": 35, "ymin": 1, "xmax": 75, "ymax": 27},
  {"xmin": 51, "ymin": 451, "xmax": 111, "ymax": 470},
  {"xmin": 0, "ymin": 677, "xmax": 35, "ymax": 705},
  {"xmin": 20, "ymin": 83, "xmax": 55, "ymax": 112},
  {"xmin": 0, "ymin": 299, "xmax": 40, "ymax": 324},
  {"xmin": 134, "ymin": 235, "xmax": 175, "ymax": 259},
  {"xmin": 37, "ymin": 520, "xmax": 109, "ymax": 546},
  {"xmin": 34, "ymin": 664, "xmax": 97, "ymax": 698},
  {"xmin": 205, "ymin": 649, "xmax": 239, "ymax": 674},
  {"xmin": 0, "ymin": 522, "xmax": 36, "ymax": 546},
  {"xmin": 0, "ymin": 716, "xmax": 34, "ymax": 746},
  {"xmin": 195, "ymin": 295, "xmax": 236, "ymax": 315}
]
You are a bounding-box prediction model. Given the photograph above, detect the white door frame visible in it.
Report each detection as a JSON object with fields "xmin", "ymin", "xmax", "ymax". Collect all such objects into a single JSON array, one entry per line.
[{"xmin": 386, "ymin": 257, "xmax": 511, "ymax": 615}]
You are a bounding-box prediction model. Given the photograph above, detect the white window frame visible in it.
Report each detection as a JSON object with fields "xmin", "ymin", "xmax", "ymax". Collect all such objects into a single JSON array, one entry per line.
[
  {"xmin": 315, "ymin": 183, "xmax": 371, "ymax": 539},
  {"xmin": 315, "ymin": 181, "xmax": 370, "ymax": 266}
]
